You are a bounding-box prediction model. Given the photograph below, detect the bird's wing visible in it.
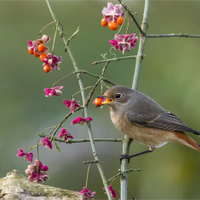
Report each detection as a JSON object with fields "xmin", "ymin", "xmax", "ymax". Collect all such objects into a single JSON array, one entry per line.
[{"xmin": 126, "ymin": 111, "xmax": 200, "ymax": 135}]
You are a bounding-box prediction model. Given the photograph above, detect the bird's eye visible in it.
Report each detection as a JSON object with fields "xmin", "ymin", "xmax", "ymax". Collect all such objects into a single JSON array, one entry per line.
[{"xmin": 115, "ymin": 93, "xmax": 122, "ymax": 99}]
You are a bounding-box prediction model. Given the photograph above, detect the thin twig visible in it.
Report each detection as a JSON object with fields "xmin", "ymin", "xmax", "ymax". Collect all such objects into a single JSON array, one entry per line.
[
  {"xmin": 83, "ymin": 160, "xmax": 98, "ymax": 164},
  {"xmin": 84, "ymin": 78, "xmax": 101, "ymax": 107},
  {"xmin": 101, "ymin": 61, "xmax": 109, "ymax": 77},
  {"xmin": 66, "ymin": 26, "xmax": 80, "ymax": 47},
  {"xmin": 107, "ymin": 168, "xmax": 140, "ymax": 184},
  {"xmin": 128, "ymin": 188, "xmax": 136, "ymax": 200},
  {"xmin": 51, "ymin": 25, "xmax": 58, "ymax": 55},
  {"xmin": 38, "ymin": 133, "xmax": 123, "ymax": 143},
  {"xmin": 52, "ymin": 71, "xmax": 75, "ymax": 87},
  {"xmin": 73, "ymin": 70, "xmax": 116, "ymax": 85},
  {"xmin": 85, "ymin": 163, "xmax": 91, "ymax": 188},
  {"xmin": 72, "ymin": 86, "xmax": 93, "ymax": 99},
  {"xmin": 38, "ymin": 21, "xmax": 56, "ymax": 38},
  {"xmin": 147, "ymin": 33, "xmax": 200, "ymax": 38},
  {"xmin": 118, "ymin": 0, "xmax": 146, "ymax": 36},
  {"xmin": 92, "ymin": 55, "xmax": 137, "ymax": 65},
  {"xmin": 84, "ymin": 61, "xmax": 110, "ymax": 107},
  {"xmin": 52, "ymin": 70, "xmax": 116, "ymax": 88}
]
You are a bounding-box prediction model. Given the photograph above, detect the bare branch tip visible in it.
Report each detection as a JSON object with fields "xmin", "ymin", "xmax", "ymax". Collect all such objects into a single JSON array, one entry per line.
[{"xmin": 83, "ymin": 160, "xmax": 99, "ymax": 164}]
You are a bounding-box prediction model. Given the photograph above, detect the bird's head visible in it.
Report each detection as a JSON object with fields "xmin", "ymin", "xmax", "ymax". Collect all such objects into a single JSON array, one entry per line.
[{"xmin": 97, "ymin": 85, "xmax": 134, "ymax": 110}]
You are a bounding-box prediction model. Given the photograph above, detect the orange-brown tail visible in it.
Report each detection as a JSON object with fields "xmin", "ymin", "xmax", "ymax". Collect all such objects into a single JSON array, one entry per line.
[{"xmin": 174, "ymin": 132, "xmax": 200, "ymax": 151}]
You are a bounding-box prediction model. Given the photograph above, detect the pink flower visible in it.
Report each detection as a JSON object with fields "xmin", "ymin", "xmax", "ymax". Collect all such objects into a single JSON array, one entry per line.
[
  {"xmin": 71, "ymin": 116, "xmax": 93, "ymax": 125},
  {"xmin": 109, "ymin": 34, "xmax": 138, "ymax": 54},
  {"xmin": 25, "ymin": 160, "xmax": 49, "ymax": 183},
  {"xmin": 104, "ymin": 185, "xmax": 116, "ymax": 199},
  {"xmin": 42, "ymin": 53, "xmax": 62, "ymax": 70},
  {"xmin": 27, "ymin": 35, "xmax": 50, "ymax": 55},
  {"xmin": 102, "ymin": 2, "xmax": 124, "ymax": 23},
  {"xmin": 41, "ymin": 137, "xmax": 52, "ymax": 150},
  {"xmin": 78, "ymin": 187, "xmax": 96, "ymax": 200},
  {"xmin": 17, "ymin": 149, "xmax": 33, "ymax": 162},
  {"xmin": 44, "ymin": 86, "xmax": 63, "ymax": 97},
  {"xmin": 17, "ymin": 148, "xmax": 25, "ymax": 157},
  {"xmin": 63, "ymin": 98, "xmax": 80, "ymax": 113},
  {"xmin": 59, "ymin": 128, "xmax": 73, "ymax": 141}
]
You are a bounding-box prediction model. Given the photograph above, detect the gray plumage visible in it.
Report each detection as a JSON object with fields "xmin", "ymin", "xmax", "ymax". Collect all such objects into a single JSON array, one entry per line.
[{"xmin": 104, "ymin": 85, "xmax": 200, "ymax": 136}]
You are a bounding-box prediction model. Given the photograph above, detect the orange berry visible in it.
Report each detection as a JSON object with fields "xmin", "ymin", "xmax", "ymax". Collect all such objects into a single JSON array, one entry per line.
[
  {"xmin": 38, "ymin": 43, "xmax": 46, "ymax": 53},
  {"xmin": 117, "ymin": 16, "xmax": 124, "ymax": 25},
  {"xmin": 34, "ymin": 51, "xmax": 40, "ymax": 57},
  {"xmin": 94, "ymin": 97, "xmax": 102, "ymax": 106},
  {"xmin": 28, "ymin": 48, "xmax": 34, "ymax": 55},
  {"xmin": 101, "ymin": 18, "xmax": 108, "ymax": 27},
  {"xmin": 108, "ymin": 22, "xmax": 118, "ymax": 30},
  {"xmin": 40, "ymin": 53, "xmax": 47, "ymax": 61},
  {"xmin": 43, "ymin": 65, "xmax": 51, "ymax": 73}
]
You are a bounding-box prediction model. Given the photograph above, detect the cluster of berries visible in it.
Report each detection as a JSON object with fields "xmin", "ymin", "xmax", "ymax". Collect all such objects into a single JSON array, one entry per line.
[
  {"xmin": 101, "ymin": 2, "xmax": 124, "ymax": 30},
  {"xmin": 27, "ymin": 35, "xmax": 62, "ymax": 73},
  {"xmin": 101, "ymin": 16, "xmax": 124, "ymax": 30},
  {"xmin": 101, "ymin": 3, "xmax": 138, "ymax": 54}
]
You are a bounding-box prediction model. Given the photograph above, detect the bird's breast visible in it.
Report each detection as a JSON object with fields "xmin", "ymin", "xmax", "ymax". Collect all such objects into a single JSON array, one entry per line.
[{"xmin": 110, "ymin": 110, "xmax": 177, "ymax": 148}]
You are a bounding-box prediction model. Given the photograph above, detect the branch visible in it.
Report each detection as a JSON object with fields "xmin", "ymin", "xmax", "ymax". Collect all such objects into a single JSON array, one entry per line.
[
  {"xmin": 52, "ymin": 70, "xmax": 116, "ymax": 88},
  {"xmin": 92, "ymin": 55, "xmax": 137, "ymax": 65},
  {"xmin": 38, "ymin": 133, "xmax": 123, "ymax": 143},
  {"xmin": 66, "ymin": 26, "xmax": 80, "ymax": 46},
  {"xmin": 132, "ymin": 0, "xmax": 149, "ymax": 90},
  {"xmin": 120, "ymin": 0, "xmax": 150, "ymax": 199},
  {"xmin": 147, "ymin": 33, "xmax": 200, "ymax": 38},
  {"xmin": 118, "ymin": 0, "xmax": 146, "ymax": 36},
  {"xmin": 45, "ymin": 1, "xmax": 112, "ymax": 199},
  {"xmin": 107, "ymin": 168, "xmax": 140, "ymax": 184},
  {"xmin": 75, "ymin": 70, "xmax": 116, "ymax": 86},
  {"xmin": 38, "ymin": 21, "xmax": 56, "ymax": 38}
]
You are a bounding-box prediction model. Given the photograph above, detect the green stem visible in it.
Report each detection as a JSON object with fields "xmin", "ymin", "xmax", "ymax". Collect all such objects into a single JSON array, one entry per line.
[
  {"xmin": 45, "ymin": 1, "xmax": 112, "ymax": 199},
  {"xmin": 84, "ymin": 78, "xmax": 101, "ymax": 107},
  {"xmin": 53, "ymin": 70, "xmax": 116, "ymax": 88},
  {"xmin": 132, "ymin": 0, "xmax": 149, "ymax": 90},
  {"xmin": 51, "ymin": 24, "xmax": 58, "ymax": 55},
  {"xmin": 120, "ymin": 0, "xmax": 150, "ymax": 199},
  {"xmin": 38, "ymin": 133, "xmax": 123, "ymax": 143},
  {"xmin": 38, "ymin": 21, "xmax": 56, "ymax": 38},
  {"xmin": 107, "ymin": 168, "xmax": 140, "ymax": 184},
  {"xmin": 147, "ymin": 33, "xmax": 200, "ymax": 38},
  {"xmin": 29, "ymin": 142, "xmax": 42, "ymax": 151},
  {"xmin": 92, "ymin": 55, "xmax": 137, "ymax": 65},
  {"xmin": 66, "ymin": 26, "xmax": 80, "ymax": 46},
  {"xmin": 118, "ymin": 0, "xmax": 146, "ymax": 36}
]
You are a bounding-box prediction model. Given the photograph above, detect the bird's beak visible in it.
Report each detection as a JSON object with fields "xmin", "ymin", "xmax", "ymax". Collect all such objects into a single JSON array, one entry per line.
[
  {"xmin": 101, "ymin": 98, "xmax": 113, "ymax": 104},
  {"xmin": 96, "ymin": 95, "xmax": 113, "ymax": 105}
]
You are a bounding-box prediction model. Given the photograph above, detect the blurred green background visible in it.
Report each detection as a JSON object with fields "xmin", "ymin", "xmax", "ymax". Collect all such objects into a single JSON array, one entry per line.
[{"xmin": 1, "ymin": 0, "xmax": 200, "ymax": 199}]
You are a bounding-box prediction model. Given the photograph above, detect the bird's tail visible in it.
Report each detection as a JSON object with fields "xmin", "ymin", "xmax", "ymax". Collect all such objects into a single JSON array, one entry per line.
[{"xmin": 174, "ymin": 132, "xmax": 200, "ymax": 151}]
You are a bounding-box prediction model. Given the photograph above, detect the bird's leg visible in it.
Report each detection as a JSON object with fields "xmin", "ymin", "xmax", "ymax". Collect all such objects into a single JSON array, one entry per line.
[{"xmin": 120, "ymin": 147, "xmax": 155, "ymax": 163}]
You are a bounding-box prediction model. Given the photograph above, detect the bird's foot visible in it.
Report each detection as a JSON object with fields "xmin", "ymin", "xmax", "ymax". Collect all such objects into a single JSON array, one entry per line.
[
  {"xmin": 119, "ymin": 147, "xmax": 155, "ymax": 164},
  {"xmin": 120, "ymin": 154, "xmax": 131, "ymax": 164}
]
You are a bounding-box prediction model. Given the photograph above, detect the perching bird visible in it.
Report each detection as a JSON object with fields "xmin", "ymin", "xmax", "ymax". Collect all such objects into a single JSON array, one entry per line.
[{"xmin": 98, "ymin": 85, "xmax": 200, "ymax": 161}]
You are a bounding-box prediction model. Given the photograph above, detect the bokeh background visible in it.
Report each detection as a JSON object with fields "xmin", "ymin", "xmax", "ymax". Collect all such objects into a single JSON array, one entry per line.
[{"xmin": 1, "ymin": 0, "xmax": 200, "ymax": 199}]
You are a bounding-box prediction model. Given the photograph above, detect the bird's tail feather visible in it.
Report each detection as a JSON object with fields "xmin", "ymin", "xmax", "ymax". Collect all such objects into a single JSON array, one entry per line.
[
  {"xmin": 191, "ymin": 129, "xmax": 200, "ymax": 136},
  {"xmin": 174, "ymin": 132, "xmax": 200, "ymax": 151}
]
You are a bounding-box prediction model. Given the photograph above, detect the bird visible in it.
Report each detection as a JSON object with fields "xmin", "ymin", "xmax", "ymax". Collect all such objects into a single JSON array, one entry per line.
[{"xmin": 98, "ymin": 85, "xmax": 200, "ymax": 161}]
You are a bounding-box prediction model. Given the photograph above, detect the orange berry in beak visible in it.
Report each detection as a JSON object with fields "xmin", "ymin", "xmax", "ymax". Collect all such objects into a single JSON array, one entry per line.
[{"xmin": 94, "ymin": 97, "xmax": 103, "ymax": 106}]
